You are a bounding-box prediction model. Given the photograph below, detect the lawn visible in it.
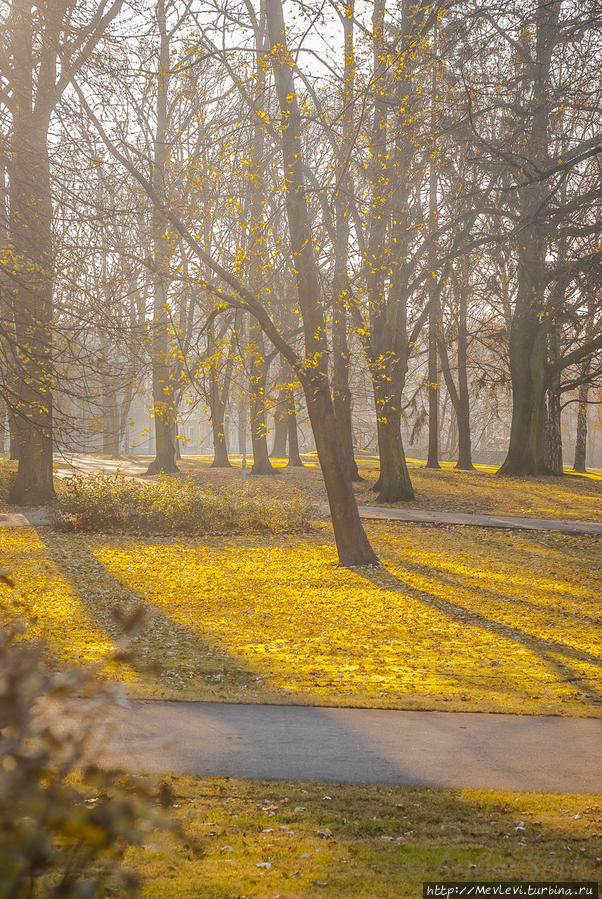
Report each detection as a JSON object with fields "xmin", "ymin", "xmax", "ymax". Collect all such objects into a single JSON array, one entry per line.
[
  {"xmin": 118, "ymin": 777, "xmax": 601, "ymax": 897},
  {"xmin": 1, "ymin": 521, "xmax": 599, "ymax": 716},
  {"xmin": 174, "ymin": 453, "xmax": 602, "ymax": 521}
]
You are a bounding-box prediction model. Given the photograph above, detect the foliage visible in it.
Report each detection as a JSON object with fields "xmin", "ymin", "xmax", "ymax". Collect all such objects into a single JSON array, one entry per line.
[
  {"xmin": 1, "ymin": 524, "xmax": 599, "ymax": 715},
  {"xmin": 124, "ymin": 777, "xmax": 601, "ymax": 897},
  {"xmin": 0, "ymin": 578, "xmax": 174, "ymax": 898},
  {"xmin": 57, "ymin": 473, "xmax": 311, "ymax": 535}
]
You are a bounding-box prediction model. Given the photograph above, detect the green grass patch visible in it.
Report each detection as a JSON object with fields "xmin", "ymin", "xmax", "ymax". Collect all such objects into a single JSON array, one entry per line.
[{"xmin": 120, "ymin": 777, "xmax": 602, "ymax": 897}]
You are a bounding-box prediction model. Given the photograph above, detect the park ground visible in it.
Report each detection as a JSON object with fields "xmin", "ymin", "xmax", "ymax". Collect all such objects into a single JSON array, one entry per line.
[
  {"xmin": 115, "ymin": 777, "xmax": 601, "ymax": 898},
  {"xmin": 1, "ymin": 455, "xmax": 601, "ymax": 895}
]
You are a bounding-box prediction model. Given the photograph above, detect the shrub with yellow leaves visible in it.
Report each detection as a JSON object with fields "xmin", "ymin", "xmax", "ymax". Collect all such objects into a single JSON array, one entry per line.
[{"xmin": 57, "ymin": 473, "xmax": 311, "ymax": 535}]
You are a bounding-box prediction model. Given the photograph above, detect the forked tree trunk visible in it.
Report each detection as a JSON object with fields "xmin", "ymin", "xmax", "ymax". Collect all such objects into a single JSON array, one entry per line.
[
  {"xmin": 266, "ymin": 0, "xmax": 377, "ymax": 566},
  {"xmin": 246, "ymin": 16, "xmax": 273, "ymax": 477},
  {"xmin": 364, "ymin": 0, "xmax": 414, "ymax": 502},
  {"xmin": 498, "ymin": 293, "xmax": 549, "ymax": 476}
]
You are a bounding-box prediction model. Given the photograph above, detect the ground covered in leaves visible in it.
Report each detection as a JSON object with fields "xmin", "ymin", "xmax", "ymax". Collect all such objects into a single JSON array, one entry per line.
[
  {"xmin": 176, "ymin": 454, "xmax": 602, "ymax": 521},
  {"xmin": 121, "ymin": 777, "xmax": 601, "ymax": 897},
  {"xmin": 1, "ymin": 522, "xmax": 599, "ymax": 716}
]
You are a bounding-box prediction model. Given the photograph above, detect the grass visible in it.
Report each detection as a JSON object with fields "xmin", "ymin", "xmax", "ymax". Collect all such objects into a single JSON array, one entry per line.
[
  {"xmin": 161, "ymin": 454, "xmax": 602, "ymax": 522},
  {"xmin": 118, "ymin": 777, "xmax": 601, "ymax": 897},
  {"xmin": 1, "ymin": 522, "xmax": 599, "ymax": 716}
]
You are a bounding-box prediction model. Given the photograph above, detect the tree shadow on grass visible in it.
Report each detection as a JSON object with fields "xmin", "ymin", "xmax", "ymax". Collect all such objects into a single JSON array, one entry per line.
[
  {"xmin": 35, "ymin": 528, "xmax": 293, "ymax": 704},
  {"xmin": 358, "ymin": 565, "xmax": 602, "ymax": 708},
  {"xmin": 391, "ymin": 550, "xmax": 602, "ymax": 632}
]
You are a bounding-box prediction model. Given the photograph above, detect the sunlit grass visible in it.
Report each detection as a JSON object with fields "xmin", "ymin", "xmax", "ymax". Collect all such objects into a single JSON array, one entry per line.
[
  {"xmin": 1, "ymin": 523, "xmax": 599, "ymax": 715},
  {"xmin": 121, "ymin": 778, "xmax": 601, "ymax": 897},
  {"xmin": 0, "ymin": 529, "xmax": 128, "ymax": 677}
]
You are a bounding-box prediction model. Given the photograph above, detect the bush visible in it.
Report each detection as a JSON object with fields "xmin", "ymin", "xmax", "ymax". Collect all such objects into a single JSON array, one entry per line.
[
  {"xmin": 0, "ymin": 459, "xmax": 17, "ymax": 502},
  {"xmin": 57, "ymin": 473, "xmax": 312, "ymax": 535}
]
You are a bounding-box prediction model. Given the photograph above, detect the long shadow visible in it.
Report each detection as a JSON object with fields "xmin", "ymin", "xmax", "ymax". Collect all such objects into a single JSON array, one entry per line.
[
  {"xmin": 35, "ymin": 527, "xmax": 287, "ymax": 702},
  {"xmin": 359, "ymin": 566, "xmax": 602, "ymax": 707},
  {"xmin": 392, "ymin": 552, "xmax": 602, "ymax": 630}
]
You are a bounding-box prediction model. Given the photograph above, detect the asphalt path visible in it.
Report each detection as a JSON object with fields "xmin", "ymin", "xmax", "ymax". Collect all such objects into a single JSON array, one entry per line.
[{"xmin": 86, "ymin": 700, "xmax": 602, "ymax": 793}]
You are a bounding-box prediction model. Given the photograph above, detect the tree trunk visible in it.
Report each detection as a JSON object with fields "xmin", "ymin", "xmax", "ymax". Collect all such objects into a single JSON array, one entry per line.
[
  {"xmin": 498, "ymin": 0, "xmax": 559, "ymax": 478},
  {"xmin": 426, "ymin": 306, "xmax": 440, "ymax": 469},
  {"xmin": 455, "ymin": 283, "xmax": 473, "ymax": 469},
  {"xmin": 7, "ymin": 18, "xmax": 55, "ymax": 505},
  {"xmin": 331, "ymin": 0, "xmax": 359, "ymax": 482},
  {"xmin": 306, "ymin": 376, "xmax": 376, "ymax": 565},
  {"xmin": 266, "ymin": 0, "xmax": 377, "ymax": 565},
  {"xmin": 498, "ymin": 284, "xmax": 549, "ymax": 476},
  {"xmin": 372, "ymin": 377, "xmax": 414, "ymax": 502},
  {"xmin": 8, "ymin": 408, "xmax": 21, "ymax": 461},
  {"xmin": 249, "ymin": 320, "xmax": 273, "ymax": 474},
  {"xmin": 286, "ymin": 389, "xmax": 303, "ymax": 467},
  {"xmin": 211, "ymin": 409, "xmax": 230, "ymax": 467},
  {"xmin": 238, "ymin": 397, "xmax": 248, "ymax": 455},
  {"xmin": 146, "ymin": 0, "xmax": 178, "ymax": 476},
  {"xmin": 209, "ymin": 327, "xmax": 233, "ymax": 468},
  {"xmin": 573, "ymin": 383, "xmax": 588, "ymax": 472},
  {"xmin": 544, "ymin": 326, "xmax": 563, "ymax": 475},
  {"xmin": 271, "ymin": 386, "xmax": 288, "ymax": 457}
]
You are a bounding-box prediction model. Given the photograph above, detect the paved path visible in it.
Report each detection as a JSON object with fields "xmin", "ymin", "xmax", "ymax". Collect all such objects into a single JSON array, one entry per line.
[
  {"xmin": 88, "ymin": 700, "xmax": 602, "ymax": 794},
  {"xmin": 355, "ymin": 504, "xmax": 602, "ymax": 536}
]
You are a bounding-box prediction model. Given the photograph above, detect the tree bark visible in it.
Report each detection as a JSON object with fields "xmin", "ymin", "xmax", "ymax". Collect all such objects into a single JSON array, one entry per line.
[
  {"xmin": 455, "ymin": 282, "xmax": 473, "ymax": 470},
  {"xmin": 544, "ymin": 325, "xmax": 563, "ymax": 475},
  {"xmin": 249, "ymin": 320, "xmax": 273, "ymax": 474},
  {"xmin": 146, "ymin": 0, "xmax": 178, "ymax": 476},
  {"xmin": 498, "ymin": 0, "xmax": 559, "ymax": 477},
  {"xmin": 208, "ymin": 326, "xmax": 233, "ymax": 468},
  {"xmin": 426, "ymin": 303, "xmax": 440, "ymax": 469},
  {"xmin": 573, "ymin": 382, "xmax": 588, "ymax": 472},
  {"xmin": 7, "ymin": 3, "xmax": 55, "ymax": 504},
  {"xmin": 331, "ymin": 0, "xmax": 359, "ymax": 482},
  {"xmin": 266, "ymin": 0, "xmax": 377, "ymax": 565},
  {"xmin": 286, "ymin": 388, "xmax": 303, "ymax": 467},
  {"xmin": 270, "ymin": 385, "xmax": 288, "ymax": 457}
]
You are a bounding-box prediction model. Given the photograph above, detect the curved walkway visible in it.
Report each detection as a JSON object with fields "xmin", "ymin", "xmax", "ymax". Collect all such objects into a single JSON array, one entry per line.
[{"xmin": 88, "ymin": 700, "xmax": 602, "ymax": 793}]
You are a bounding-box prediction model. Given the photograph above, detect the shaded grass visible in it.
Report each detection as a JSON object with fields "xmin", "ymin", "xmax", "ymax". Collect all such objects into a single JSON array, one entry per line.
[
  {"xmin": 1, "ymin": 523, "xmax": 599, "ymax": 715},
  {"xmin": 121, "ymin": 777, "xmax": 601, "ymax": 897}
]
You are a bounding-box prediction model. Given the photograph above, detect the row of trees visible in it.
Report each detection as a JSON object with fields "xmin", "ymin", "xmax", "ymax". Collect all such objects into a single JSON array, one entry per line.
[{"xmin": 0, "ymin": 0, "xmax": 600, "ymax": 564}]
